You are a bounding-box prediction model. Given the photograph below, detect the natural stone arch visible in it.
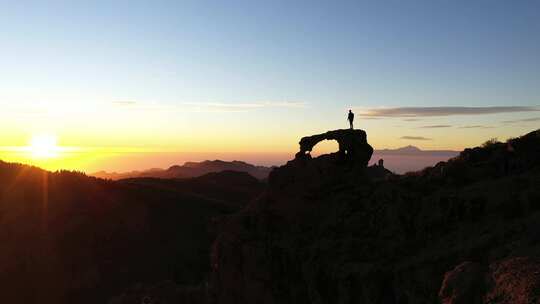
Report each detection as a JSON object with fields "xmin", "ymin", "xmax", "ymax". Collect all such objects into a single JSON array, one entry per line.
[
  {"xmin": 309, "ymin": 139, "xmax": 340, "ymax": 158},
  {"xmin": 295, "ymin": 129, "xmax": 373, "ymax": 166}
]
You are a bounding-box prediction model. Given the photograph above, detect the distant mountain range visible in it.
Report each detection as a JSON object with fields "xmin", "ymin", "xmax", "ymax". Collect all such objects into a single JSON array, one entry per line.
[
  {"xmin": 375, "ymin": 145, "xmax": 458, "ymax": 156},
  {"xmin": 372, "ymin": 145, "xmax": 459, "ymax": 174},
  {"xmin": 92, "ymin": 159, "xmax": 274, "ymax": 180},
  {"xmin": 92, "ymin": 147, "xmax": 458, "ymax": 180}
]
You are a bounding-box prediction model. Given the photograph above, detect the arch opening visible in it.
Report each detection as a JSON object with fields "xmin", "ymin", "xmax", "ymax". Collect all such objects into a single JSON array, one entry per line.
[{"xmin": 310, "ymin": 139, "xmax": 339, "ymax": 158}]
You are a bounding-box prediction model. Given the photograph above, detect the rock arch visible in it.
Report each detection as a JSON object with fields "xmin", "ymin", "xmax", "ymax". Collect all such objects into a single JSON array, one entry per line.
[
  {"xmin": 295, "ymin": 129, "xmax": 373, "ymax": 166},
  {"xmin": 309, "ymin": 139, "xmax": 340, "ymax": 157}
]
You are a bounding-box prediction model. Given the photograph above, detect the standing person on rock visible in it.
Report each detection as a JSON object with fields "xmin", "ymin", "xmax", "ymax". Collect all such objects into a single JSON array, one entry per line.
[{"xmin": 348, "ymin": 109, "xmax": 355, "ymax": 129}]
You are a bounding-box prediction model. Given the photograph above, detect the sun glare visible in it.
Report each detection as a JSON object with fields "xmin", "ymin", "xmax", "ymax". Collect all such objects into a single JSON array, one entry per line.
[{"xmin": 29, "ymin": 134, "xmax": 60, "ymax": 158}]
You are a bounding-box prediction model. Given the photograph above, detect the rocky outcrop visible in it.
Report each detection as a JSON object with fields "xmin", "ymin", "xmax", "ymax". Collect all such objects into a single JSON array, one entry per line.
[
  {"xmin": 295, "ymin": 129, "xmax": 373, "ymax": 167},
  {"xmin": 438, "ymin": 262, "xmax": 487, "ymax": 304},
  {"xmin": 439, "ymin": 257, "xmax": 540, "ymax": 304},
  {"xmin": 269, "ymin": 129, "xmax": 373, "ymax": 195},
  {"xmin": 209, "ymin": 129, "xmax": 540, "ymax": 304},
  {"xmin": 210, "ymin": 129, "xmax": 376, "ymax": 303}
]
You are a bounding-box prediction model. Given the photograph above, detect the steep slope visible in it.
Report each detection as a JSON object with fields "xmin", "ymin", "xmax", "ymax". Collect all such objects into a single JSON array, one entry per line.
[
  {"xmin": 0, "ymin": 164, "xmax": 262, "ymax": 304},
  {"xmin": 210, "ymin": 129, "xmax": 540, "ymax": 304}
]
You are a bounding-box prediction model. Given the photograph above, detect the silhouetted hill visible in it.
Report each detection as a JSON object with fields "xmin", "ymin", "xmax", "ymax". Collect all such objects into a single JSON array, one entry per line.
[
  {"xmin": 209, "ymin": 129, "xmax": 540, "ymax": 304},
  {"xmin": 92, "ymin": 168, "xmax": 164, "ymax": 180},
  {"xmin": 119, "ymin": 171, "xmax": 264, "ymax": 208},
  {"xmin": 4, "ymin": 129, "xmax": 540, "ymax": 304},
  {"xmin": 92, "ymin": 160, "xmax": 273, "ymax": 180},
  {"xmin": 0, "ymin": 163, "xmax": 263, "ymax": 304},
  {"xmin": 166, "ymin": 160, "xmax": 272, "ymax": 180}
]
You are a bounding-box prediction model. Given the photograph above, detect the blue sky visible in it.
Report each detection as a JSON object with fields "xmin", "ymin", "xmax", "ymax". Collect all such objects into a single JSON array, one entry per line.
[
  {"xmin": 4, "ymin": 1, "xmax": 540, "ymax": 106},
  {"xmin": 2, "ymin": 0, "xmax": 539, "ymax": 106},
  {"xmin": 0, "ymin": 0, "xmax": 539, "ymax": 171}
]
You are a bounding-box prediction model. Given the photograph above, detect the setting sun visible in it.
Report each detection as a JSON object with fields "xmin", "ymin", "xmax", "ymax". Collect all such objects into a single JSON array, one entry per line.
[{"xmin": 29, "ymin": 134, "xmax": 60, "ymax": 159}]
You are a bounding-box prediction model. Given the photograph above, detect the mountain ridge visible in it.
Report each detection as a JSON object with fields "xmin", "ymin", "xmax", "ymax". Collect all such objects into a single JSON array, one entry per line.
[
  {"xmin": 375, "ymin": 144, "xmax": 458, "ymax": 155},
  {"xmin": 208, "ymin": 128, "xmax": 540, "ymax": 304},
  {"xmin": 91, "ymin": 159, "xmax": 273, "ymax": 180},
  {"xmin": 92, "ymin": 147, "xmax": 459, "ymax": 180},
  {"xmin": 0, "ymin": 162, "xmax": 264, "ymax": 303}
]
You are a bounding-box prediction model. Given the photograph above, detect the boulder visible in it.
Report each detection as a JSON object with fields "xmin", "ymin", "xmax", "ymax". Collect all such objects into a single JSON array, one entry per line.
[
  {"xmin": 438, "ymin": 262, "xmax": 486, "ymax": 304},
  {"xmin": 439, "ymin": 257, "xmax": 540, "ymax": 304}
]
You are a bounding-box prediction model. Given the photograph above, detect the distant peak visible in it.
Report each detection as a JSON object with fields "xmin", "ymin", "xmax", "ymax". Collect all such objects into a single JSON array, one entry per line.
[{"xmin": 397, "ymin": 145, "xmax": 422, "ymax": 152}]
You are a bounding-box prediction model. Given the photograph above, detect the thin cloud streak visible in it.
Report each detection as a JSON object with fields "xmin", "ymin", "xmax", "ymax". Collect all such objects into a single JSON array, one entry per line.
[
  {"xmin": 112, "ymin": 101, "xmax": 138, "ymax": 106},
  {"xmin": 180, "ymin": 101, "xmax": 307, "ymax": 112},
  {"xmin": 112, "ymin": 101, "xmax": 307, "ymax": 113},
  {"xmin": 459, "ymin": 125, "xmax": 494, "ymax": 129},
  {"xmin": 502, "ymin": 117, "xmax": 540, "ymax": 124},
  {"xmin": 0, "ymin": 101, "xmax": 48, "ymax": 117},
  {"xmin": 356, "ymin": 106, "xmax": 539, "ymax": 117},
  {"xmin": 419, "ymin": 125, "xmax": 452, "ymax": 128},
  {"xmin": 400, "ymin": 136, "xmax": 432, "ymax": 141}
]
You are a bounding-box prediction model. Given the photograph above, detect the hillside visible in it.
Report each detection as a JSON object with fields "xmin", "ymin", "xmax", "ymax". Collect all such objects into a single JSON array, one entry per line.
[
  {"xmin": 209, "ymin": 129, "xmax": 540, "ymax": 304},
  {"xmin": 119, "ymin": 171, "xmax": 264, "ymax": 209},
  {"xmin": 3, "ymin": 129, "xmax": 540, "ymax": 304},
  {"xmin": 0, "ymin": 164, "xmax": 263, "ymax": 304},
  {"xmin": 92, "ymin": 160, "xmax": 273, "ymax": 180}
]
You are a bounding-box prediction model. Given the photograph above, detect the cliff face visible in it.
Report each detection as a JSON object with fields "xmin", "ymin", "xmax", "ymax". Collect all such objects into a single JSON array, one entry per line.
[{"xmin": 210, "ymin": 129, "xmax": 540, "ymax": 304}]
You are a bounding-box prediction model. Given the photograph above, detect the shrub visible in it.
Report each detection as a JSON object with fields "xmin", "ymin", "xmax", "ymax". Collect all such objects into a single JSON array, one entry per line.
[{"xmin": 481, "ymin": 138, "xmax": 500, "ymax": 148}]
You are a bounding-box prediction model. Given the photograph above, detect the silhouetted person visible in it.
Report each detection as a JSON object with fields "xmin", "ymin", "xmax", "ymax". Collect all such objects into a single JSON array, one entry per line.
[{"xmin": 348, "ymin": 110, "xmax": 354, "ymax": 129}]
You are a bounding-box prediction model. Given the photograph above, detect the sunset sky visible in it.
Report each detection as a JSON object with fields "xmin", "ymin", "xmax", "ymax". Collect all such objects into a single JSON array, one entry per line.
[{"xmin": 1, "ymin": 1, "xmax": 539, "ymax": 172}]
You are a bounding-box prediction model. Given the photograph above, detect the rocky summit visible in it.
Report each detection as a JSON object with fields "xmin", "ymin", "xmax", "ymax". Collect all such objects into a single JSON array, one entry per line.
[
  {"xmin": 209, "ymin": 129, "xmax": 540, "ymax": 304},
  {"xmin": 269, "ymin": 129, "xmax": 375, "ymax": 195},
  {"xmin": 295, "ymin": 129, "xmax": 373, "ymax": 165}
]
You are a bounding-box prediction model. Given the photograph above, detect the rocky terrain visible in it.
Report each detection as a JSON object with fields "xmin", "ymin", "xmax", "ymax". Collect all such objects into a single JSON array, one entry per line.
[
  {"xmin": 210, "ymin": 128, "xmax": 540, "ymax": 304},
  {"xmin": 2, "ymin": 128, "xmax": 539, "ymax": 304}
]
